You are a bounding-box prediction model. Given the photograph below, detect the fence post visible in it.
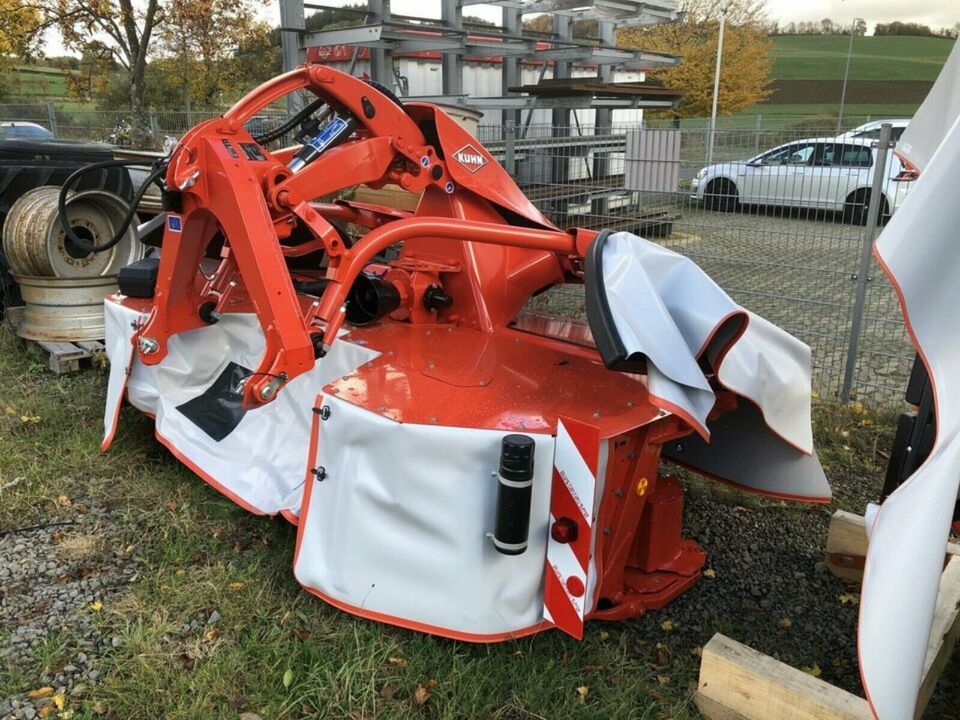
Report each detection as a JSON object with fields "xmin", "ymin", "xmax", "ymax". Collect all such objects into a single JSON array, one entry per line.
[
  {"xmin": 148, "ymin": 108, "xmax": 160, "ymax": 146},
  {"xmin": 46, "ymin": 102, "xmax": 58, "ymax": 136},
  {"xmin": 841, "ymin": 123, "xmax": 894, "ymax": 401},
  {"xmin": 754, "ymin": 113, "xmax": 762, "ymax": 155},
  {"xmin": 504, "ymin": 120, "xmax": 516, "ymax": 176}
]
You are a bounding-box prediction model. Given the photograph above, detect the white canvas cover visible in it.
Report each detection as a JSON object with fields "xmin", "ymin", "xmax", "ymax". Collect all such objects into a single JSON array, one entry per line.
[
  {"xmin": 897, "ymin": 39, "xmax": 960, "ymax": 171},
  {"xmin": 101, "ymin": 299, "xmax": 378, "ymax": 516},
  {"xmin": 293, "ymin": 394, "xmax": 558, "ymax": 639},
  {"xmin": 859, "ymin": 45, "xmax": 960, "ymax": 719},
  {"xmin": 596, "ymin": 232, "xmax": 829, "ymax": 500}
]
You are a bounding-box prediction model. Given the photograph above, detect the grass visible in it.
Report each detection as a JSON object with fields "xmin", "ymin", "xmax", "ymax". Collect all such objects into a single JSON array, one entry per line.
[
  {"xmin": 5, "ymin": 65, "xmax": 73, "ymax": 101},
  {"xmin": 0, "ymin": 325, "xmax": 899, "ymax": 719},
  {"xmin": 666, "ymin": 103, "xmax": 921, "ymax": 130},
  {"xmin": 770, "ymin": 35, "xmax": 954, "ymax": 82}
]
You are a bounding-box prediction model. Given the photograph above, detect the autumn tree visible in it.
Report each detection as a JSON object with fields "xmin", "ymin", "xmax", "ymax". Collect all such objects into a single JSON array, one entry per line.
[
  {"xmin": 157, "ymin": 0, "xmax": 272, "ymax": 112},
  {"xmin": 619, "ymin": 0, "xmax": 773, "ymax": 117},
  {"xmin": 39, "ymin": 0, "xmax": 162, "ymax": 142},
  {"xmin": 0, "ymin": 0, "xmax": 41, "ymax": 99}
]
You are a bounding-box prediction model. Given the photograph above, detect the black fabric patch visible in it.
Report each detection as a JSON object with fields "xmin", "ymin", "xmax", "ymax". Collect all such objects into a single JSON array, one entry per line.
[{"xmin": 175, "ymin": 362, "xmax": 251, "ymax": 442}]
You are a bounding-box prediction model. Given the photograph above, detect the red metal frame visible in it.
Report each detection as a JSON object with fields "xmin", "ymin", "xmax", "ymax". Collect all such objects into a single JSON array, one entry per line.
[{"xmin": 130, "ymin": 64, "xmax": 713, "ymax": 629}]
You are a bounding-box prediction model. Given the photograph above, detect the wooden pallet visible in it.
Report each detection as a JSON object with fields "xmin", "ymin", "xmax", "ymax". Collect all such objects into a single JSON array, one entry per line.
[
  {"xmin": 5, "ymin": 306, "xmax": 105, "ymax": 374},
  {"xmin": 696, "ymin": 510, "xmax": 960, "ymax": 720},
  {"xmin": 26, "ymin": 338, "xmax": 105, "ymax": 374}
]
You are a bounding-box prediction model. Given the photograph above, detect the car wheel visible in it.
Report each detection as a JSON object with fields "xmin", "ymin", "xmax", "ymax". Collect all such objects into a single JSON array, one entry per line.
[
  {"xmin": 843, "ymin": 189, "xmax": 889, "ymax": 226},
  {"xmin": 704, "ymin": 179, "xmax": 738, "ymax": 212}
]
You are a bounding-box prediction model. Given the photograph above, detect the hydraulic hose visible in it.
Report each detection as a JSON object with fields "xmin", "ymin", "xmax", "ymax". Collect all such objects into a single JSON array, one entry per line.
[
  {"xmin": 57, "ymin": 158, "xmax": 167, "ymax": 254},
  {"xmin": 253, "ymin": 97, "xmax": 326, "ymax": 146}
]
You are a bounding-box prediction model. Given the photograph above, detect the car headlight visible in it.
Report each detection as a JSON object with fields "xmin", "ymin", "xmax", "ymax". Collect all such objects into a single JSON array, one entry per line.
[{"xmin": 696, "ymin": 168, "xmax": 707, "ymax": 180}]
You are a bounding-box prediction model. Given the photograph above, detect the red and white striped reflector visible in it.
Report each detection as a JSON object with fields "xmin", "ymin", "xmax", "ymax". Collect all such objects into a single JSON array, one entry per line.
[{"xmin": 543, "ymin": 417, "xmax": 600, "ymax": 639}]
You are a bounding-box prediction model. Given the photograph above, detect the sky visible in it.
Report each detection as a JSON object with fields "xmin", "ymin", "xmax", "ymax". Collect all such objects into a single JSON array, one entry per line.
[
  {"xmin": 764, "ymin": 0, "xmax": 957, "ymax": 29},
  {"xmin": 41, "ymin": 0, "xmax": 959, "ymax": 57}
]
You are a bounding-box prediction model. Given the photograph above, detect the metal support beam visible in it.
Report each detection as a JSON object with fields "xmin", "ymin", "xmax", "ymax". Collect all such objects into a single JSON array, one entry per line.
[
  {"xmin": 591, "ymin": 20, "xmax": 614, "ymax": 218},
  {"xmin": 279, "ymin": 0, "xmax": 306, "ymax": 112},
  {"xmin": 501, "ymin": 6, "xmax": 522, "ymax": 127},
  {"xmin": 369, "ymin": 0, "xmax": 392, "ymax": 89},
  {"xmin": 551, "ymin": 14, "xmax": 572, "ymax": 222},
  {"xmin": 441, "ymin": 0, "xmax": 463, "ymax": 96}
]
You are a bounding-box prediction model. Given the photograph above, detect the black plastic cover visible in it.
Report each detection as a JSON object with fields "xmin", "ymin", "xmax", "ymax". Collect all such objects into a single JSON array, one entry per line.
[{"xmin": 118, "ymin": 256, "xmax": 160, "ymax": 298}]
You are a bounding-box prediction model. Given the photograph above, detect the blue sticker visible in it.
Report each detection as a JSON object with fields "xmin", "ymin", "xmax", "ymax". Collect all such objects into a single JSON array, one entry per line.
[{"xmin": 167, "ymin": 215, "xmax": 182, "ymax": 232}]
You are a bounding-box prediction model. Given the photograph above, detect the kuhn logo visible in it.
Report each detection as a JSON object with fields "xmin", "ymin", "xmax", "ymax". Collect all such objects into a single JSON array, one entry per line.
[{"xmin": 452, "ymin": 144, "xmax": 487, "ymax": 173}]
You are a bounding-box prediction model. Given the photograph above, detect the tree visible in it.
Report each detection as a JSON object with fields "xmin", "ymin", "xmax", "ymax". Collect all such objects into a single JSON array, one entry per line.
[
  {"xmin": 619, "ymin": 0, "xmax": 773, "ymax": 117},
  {"xmin": 0, "ymin": 0, "xmax": 41, "ymax": 99},
  {"xmin": 156, "ymin": 0, "xmax": 272, "ymax": 112},
  {"xmin": 41, "ymin": 0, "xmax": 163, "ymax": 143},
  {"xmin": 0, "ymin": 0, "xmax": 41, "ymax": 58}
]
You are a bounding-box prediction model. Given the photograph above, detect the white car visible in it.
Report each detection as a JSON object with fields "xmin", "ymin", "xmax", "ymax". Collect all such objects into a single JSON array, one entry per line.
[
  {"xmin": 690, "ymin": 137, "xmax": 919, "ymax": 224},
  {"xmin": 841, "ymin": 119, "xmax": 910, "ymax": 143}
]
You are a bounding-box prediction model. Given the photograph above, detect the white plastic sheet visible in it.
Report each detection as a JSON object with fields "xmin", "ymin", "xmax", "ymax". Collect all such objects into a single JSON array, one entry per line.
[
  {"xmin": 599, "ymin": 232, "xmax": 828, "ymax": 500},
  {"xmin": 860, "ymin": 66, "xmax": 960, "ymax": 717}
]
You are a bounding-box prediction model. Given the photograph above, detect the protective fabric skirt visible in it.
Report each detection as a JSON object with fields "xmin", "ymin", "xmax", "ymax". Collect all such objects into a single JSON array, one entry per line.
[{"xmin": 101, "ymin": 299, "xmax": 379, "ymax": 516}]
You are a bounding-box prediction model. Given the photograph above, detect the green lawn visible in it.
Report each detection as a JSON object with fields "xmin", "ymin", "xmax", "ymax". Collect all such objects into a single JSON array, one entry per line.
[{"xmin": 770, "ymin": 34, "xmax": 954, "ymax": 81}]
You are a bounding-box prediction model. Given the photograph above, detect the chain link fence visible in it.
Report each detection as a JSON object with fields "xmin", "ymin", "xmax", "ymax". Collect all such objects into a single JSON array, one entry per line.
[
  {"xmin": 0, "ymin": 103, "xmax": 291, "ymax": 147},
  {"xmin": 477, "ymin": 119, "xmax": 914, "ymax": 407},
  {"xmin": 0, "ymin": 102, "xmax": 914, "ymax": 407}
]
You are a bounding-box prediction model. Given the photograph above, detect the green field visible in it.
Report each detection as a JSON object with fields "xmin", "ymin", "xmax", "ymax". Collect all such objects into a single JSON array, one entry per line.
[
  {"xmin": 770, "ymin": 34, "xmax": 953, "ymax": 81},
  {"xmin": 731, "ymin": 34, "xmax": 956, "ymax": 126},
  {"xmin": 5, "ymin": 65, "xmax": 72, "ymax": 100}
]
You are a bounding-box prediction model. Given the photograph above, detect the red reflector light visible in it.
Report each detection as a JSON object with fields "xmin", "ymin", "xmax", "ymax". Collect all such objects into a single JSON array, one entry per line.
[{"xmin": 551, "ymin": 516, "xmax": 579, "ymax": 544}]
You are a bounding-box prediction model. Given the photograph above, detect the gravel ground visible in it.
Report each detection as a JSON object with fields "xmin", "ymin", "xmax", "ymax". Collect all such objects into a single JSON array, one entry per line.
[
  {"xmin": 0, "ymin": 502, "xmax": 142, "ymax": 719},
  {"xmin": 625, "ymin": 464, "xmax": 960, "ymax": 718}
]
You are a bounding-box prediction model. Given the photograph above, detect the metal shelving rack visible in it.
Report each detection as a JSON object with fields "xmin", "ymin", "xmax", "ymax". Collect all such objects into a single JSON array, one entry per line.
[
  {"xmin": 277, "ymin": 0, "xmax": 684, "ymax": 230},
  {"xmin": 278, "ymin": 0, "xmax": 683, "ymax": 116}
]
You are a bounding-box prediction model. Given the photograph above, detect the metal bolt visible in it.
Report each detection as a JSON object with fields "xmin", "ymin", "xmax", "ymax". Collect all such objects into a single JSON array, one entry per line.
[
  {"xmin": 138, "ymin": 336, "xmax": 159, "ymax": 354},
  {"xmin": 312, "ymin": 466, "xmax": 327, "ymax": 481},
  {"xmin": 319, "ymin": 405, "xmax": 331, "ymax": 420},
  {"xmin": 627, "ymin": 451, "xmax": 637, "ymax": 459},
  {"xmin": 260, "ymin": 377, "xmax": 284, "ymax": 400},
  {"xmin": 177, "ymin": 169, "xmax": 200, "ymax": 190},
  {"xmin": 444, "ymin": 182, "xmax": 455, "ymax": 194},
  {"xmin": 603, "ymin": 527, "xmax": 612, "ymax": 536},
  {"xmin": 675, "ymin": 442, "xmax": 684, "ymax": 453},
  {"xmin": 420, "ymin": 156, "xmax": 430, "ymax": 167}
]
